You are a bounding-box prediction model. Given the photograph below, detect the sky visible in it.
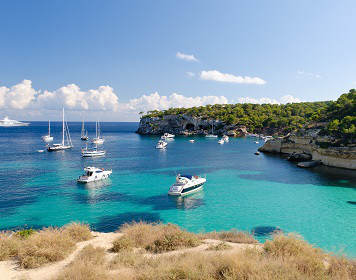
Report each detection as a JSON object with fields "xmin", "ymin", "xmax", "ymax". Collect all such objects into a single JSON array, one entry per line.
[{"xmin": 0, "ymin": 0, "xmax": 355, "ymax": 121}]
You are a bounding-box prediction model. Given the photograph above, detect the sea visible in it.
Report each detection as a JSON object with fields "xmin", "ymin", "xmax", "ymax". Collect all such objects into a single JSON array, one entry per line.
[{"xmin": 0, "ymin": 122, "xmax": 355, "ymax": 256}]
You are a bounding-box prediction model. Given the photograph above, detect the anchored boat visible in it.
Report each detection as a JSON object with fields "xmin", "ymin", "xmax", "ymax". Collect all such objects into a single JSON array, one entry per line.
[
  {"xmin": 91, "ymin": 119, "xmax": 105, "ymax": 144},
  {"xmin": 0, "ymin": 116, "xmax": 29, "ymax": 127},
  {"xmin": 80, "ymin": 117, "xmax": 88, "ymax": 140},
  {"xmin": 47, "ymin": 109, "xmax": 73, "ymax": 151},
  {"xmin": 42, "ymin": 121, "xmax": 54, "ymax": 142},
  {"xmin": 161, "ymin": 133, "xmax": 175, "ymax": 140},
  {"xmin": 156, "ymin": 140, "xmax": 168, "ymax": 149},
  {"xmin": 168, "ymin": 174, "xmax": 206, "ymax": 196},
  {"xmin": 77, "ymin": 166, "xmax": 112, "ymax": 183}
]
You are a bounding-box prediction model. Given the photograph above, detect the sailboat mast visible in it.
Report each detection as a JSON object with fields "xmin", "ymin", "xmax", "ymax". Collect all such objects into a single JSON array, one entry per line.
[
  {"xmin": 48, "ymin": 121, "xmax": 51, "ymax": 136},
  {"xmin": 81, "ymin": 117, "xmax": 84, "ymax": 136},
  {"xmin": 96, "ymin": 120, "xmax": 98, "ymax": 139},
  {"xmin": 62, "ymin": 108, "xmax": 65, "ymax": 145},
  {"xmin": 98, "ymin": 118, "xmax": 100, "ymax": 138}
]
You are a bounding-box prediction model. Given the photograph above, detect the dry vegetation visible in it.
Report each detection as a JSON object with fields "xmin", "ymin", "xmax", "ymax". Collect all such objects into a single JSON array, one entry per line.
[
  {"xmin": 1, "ymin": 222, "xmax": 355, "ymax": 280},
  {"xmin": 200, "ymin": 229, "xmax": 257, "ymax": 244},
  {"xmin": 112, "ymin": 221, "xmax": 201, "ymax": 253},
  {"xmin": 0, "ymin": 222, "xmax": 92, "ymax": 268}
]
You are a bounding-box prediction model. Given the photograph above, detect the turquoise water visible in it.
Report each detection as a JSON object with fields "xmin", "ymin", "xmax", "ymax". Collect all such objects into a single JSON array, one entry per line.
[{"xmin": 0, "ymin": 122, "xmax": 355, "ymax": 256}]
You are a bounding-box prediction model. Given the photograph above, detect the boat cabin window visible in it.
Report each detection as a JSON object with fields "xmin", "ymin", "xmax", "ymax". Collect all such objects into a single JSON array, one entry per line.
[{"xmin": 86, "ymin": 171, "xmax": 93, "ymax": 176}]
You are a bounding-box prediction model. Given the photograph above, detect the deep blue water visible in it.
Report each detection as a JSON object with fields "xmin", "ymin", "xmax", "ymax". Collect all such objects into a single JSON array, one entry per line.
[{"xmin": 0, "ymin": 122, "xmax": 355, "ymax": 256}]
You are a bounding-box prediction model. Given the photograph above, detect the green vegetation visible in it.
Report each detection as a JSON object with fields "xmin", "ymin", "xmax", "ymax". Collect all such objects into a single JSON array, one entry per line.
[
  {"xmin": 142, "ymin": 89, "xmax": 356, "ymax": 140},
  {"xmin": 324, "ymin": 89, "xmax": 356, "ymax": 141},
  {"xmin": 143, "ymin": 101, "xmax": 330, "ymax": 134}
]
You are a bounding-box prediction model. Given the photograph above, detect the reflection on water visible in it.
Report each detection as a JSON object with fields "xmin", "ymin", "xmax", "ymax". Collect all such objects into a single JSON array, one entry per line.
[{"xmin": 171, "ymin": 192, "xmax": 205, "ymax": 210}]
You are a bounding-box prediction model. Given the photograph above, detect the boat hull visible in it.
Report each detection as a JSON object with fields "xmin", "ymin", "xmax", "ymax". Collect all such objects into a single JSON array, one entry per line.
[
  {"xmin": 81, "ymin": 151, "xmax": 106, "ymax": 157},
  {"xmin": 77, "ymin": 171, "xmax": 112, "ymax": 183},
  {"xmin": 168, "ymin": 178, "xmax": 206, "ymax": 196},
  {"xmin": 47, "ymin": 145, "xmax": 73, "ymax": 151}
]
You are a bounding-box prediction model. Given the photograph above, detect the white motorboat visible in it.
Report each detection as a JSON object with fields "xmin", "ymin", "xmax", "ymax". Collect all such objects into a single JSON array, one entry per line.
[
  {"xmin": 42, "ymin": 121, "xmax": 54, "ymax": 142},
  {"xmin": 92, "ymin": 119, "xmax": 105, "ymax": 144},
  {"xmin": 81, "ymin": 142, "xmax": 106, "ymax": 157},
  {"xmin": 254, "ymin": 141, "xmax": 259, "ymax": 144},
  {"xmin": 168, "ymin": 174, "xmax": 206, "ymax": 196},
  {"xmin": 77, "ymin": 166, "xmax": 112, "ymax": 183},
  {"xmin": 156, "ymin": 140, "xmax": 168, "ymax": 149},
  {"xmin": 222, "ymin": 135, "xmax": 229, "ymax": 142},
  {"xmin": 263, "ymin": 136, "xmax": 273, "ymax": 142},
  {"xmin": 47, "ymin": 109, "xmax": 73, "ymax": 151},
  {"xmin": 80, "ymin": 117, "xmax": 88, "ymax": 140},
  {"xmin": 189, "ymin": 139, "xmax": 195, "ymax": 143},
  {"xmin": 218, "ymin": 139, "xmax": 224, "ymax": 144},
  {"xmin": 161, "ymin": 133, "xmax": 175, "ymax": 139},
  {"xmin": 0, "ymin": 116, "xmax": 29, "ymax": 127},
  {"xmin": 37, "ymin": 149, "xmax": 44, "ymax": 153}
]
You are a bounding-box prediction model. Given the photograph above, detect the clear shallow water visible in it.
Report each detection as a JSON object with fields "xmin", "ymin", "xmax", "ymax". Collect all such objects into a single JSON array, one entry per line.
[{"xmin": 0, "ymin": 122, "xmax": 355, "ymax": 256}]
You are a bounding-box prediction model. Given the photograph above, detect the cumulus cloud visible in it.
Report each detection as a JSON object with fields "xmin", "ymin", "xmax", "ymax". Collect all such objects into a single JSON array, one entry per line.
[
  {"xmin": 186, "ymin": 71, "xmax": 195, "ymax": 77},
  {"xmin": 0, "ymin": 80, "xmax": 119, "ymax": 111},
  {"xmin": 200, "ymin": 70, "xmax": 266, "ymax": 85},
  {"xmin": 237, "ymin": 95, "xmax": 302, "ymax": 104},
  {"xmin": 296, "ymin": 70, "xmax": 322, "ymax": 79},
  {"xmin": 176, "ymin": 52, "xmax": 199, "ymax": 62},
  {"xmin": 121, "ymin": 92, "xmax": 228, "ymax": 112}
]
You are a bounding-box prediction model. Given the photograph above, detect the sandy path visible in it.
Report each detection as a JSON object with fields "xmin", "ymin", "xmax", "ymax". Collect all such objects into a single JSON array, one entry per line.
[
  {"xmin": 0, "ymin": 232, "xmax": 121, "ymax": 280},
  {"xmin": 0, "ymin": 233, "xmax": 260, "ymax": 280}
]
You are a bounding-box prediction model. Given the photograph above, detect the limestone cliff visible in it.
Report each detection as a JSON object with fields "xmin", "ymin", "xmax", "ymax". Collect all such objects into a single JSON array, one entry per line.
[
  {"xmin": 258, "ymin": 129, "xmax": 356, "ymax": 170},
  {"xmin": 136, "ymin": 115, "xmax": 248, "ymax": 137}
]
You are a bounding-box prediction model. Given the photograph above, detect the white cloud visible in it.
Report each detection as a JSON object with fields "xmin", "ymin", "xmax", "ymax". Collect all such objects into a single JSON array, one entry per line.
[
  {"xmin": 121, "ymin": 92, "xmax": 228, "ymax": 112},
  {"xmin": 176, "ymin": 52, "xmax": 199, "ymax": 62},
  {"xmin": 237, "ymin": 95, "xmax": 302, "ymax": 104},
  {"xmin": 186, "ymin": 71, "xmax": 195, "ymax": 77},
  {"xmin": 297, "ymin": 70, "xmax": 322, "ymax": 79},
  {"xmin": 0, "ymin": 80, "xmax": 119, "ymax": 111},
  {"xmin": 199, "ymin": 70, "xmax": 266, "ymax": 85}
]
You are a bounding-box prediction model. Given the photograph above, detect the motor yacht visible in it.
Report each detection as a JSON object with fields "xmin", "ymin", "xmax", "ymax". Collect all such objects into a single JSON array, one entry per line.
[
  {"xmin": 222, "ymin": 135, "xmax": 229, "ymax": 142},
  {"xmin": 77, "ymin": 166, "xmax": 112, "ymax": 183},
  {"xmin": 263, "ymin": 136, "xmax": 273, "ymax": 142},
  {"xmin": 161, "ymin": 133, "xmax": 175, "ymax": 139},
  {"xmin": 156, "ymin": 140, "xmax": 167, "ymax": 149},
  {"xmin": 0, "ymin": 116, "xmax": 29, "ymax": 127},
  {"xmin": 42, "ymin": 121, "xmax": 54, "ymax": 142},
  {"xmin": 47, "ymin": 109, "xmax": 73, "ymax": 151},
  {"xmin": 218, "ymin": 139, "xmax": 224, "ymax": 144},
  {"xmin": 168, "ymin": 174, "xmax": 206, "ymax": 196}
]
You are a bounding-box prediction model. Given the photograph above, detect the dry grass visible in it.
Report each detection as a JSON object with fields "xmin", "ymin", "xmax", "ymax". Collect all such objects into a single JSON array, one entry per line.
[
  {"xmin": 200, "ymin": 229, "xmax": 258, "ymax": 244},
  {"xmin": 206, "ymin": 242, "xmax": 232, "ymax": 251},
  {"xmin": 0, "ymin": 222, "xmax": 93, "ymax": 268},
  {"xmin": 113, "ymin": 221, "xmax": 201, "ymax": 253},
  {"xmin": 54, "ymin": 245, "xmax": 112, "ymax": 280},
  {"xmin": 62, "ymin": 222, "xmax": 92, "ymax": 242},
  {"xmin": 109, "ymin": 251, "xmax": 156, "ymax": 269}
]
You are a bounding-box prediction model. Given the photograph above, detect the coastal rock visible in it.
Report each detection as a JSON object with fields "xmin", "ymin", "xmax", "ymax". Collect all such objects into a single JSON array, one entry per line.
[
  {"xmin": 259, "ymin": 130, "xmax": 356, "ymax": 170},
  {"xmin": 136, "ymin": 115, "xmax": 248, "ymax": 137}
]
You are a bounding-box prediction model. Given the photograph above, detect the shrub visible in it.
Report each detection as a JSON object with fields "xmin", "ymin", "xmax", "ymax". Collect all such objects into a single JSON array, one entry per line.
[
  {"xmin": 206, "ymin": 242, "xmax": 232, "ymax": 251},
  {"xmin": 16, "ymin": 229, "xmax": 36, "ymax": 238},
  {"xmin": 0, "ymin": 232, "xmax": 21, "ymax": 261},
  {"xmin": 200, "ymin": 229, "xmax": 258, "ymax": 244},
  {"xmin": 17, "ymin": 228, "xmax": 76, "ymax": 268},
  {"xmin": 62, "ymin": 222, "xmax": 92, "ymax": 242},
  {"xmin": 112, "ymin": 236, "xmax": 134, "ymax": 252},
  {"xmin": 54, "ymin": 245, "xmax": 111, "ymax": 280}
]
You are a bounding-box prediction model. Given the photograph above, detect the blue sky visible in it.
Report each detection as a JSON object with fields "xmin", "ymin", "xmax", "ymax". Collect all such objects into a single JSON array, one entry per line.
[{"xmin": 0, "ymin": 0, "xmax": 355, "ymax": 121}]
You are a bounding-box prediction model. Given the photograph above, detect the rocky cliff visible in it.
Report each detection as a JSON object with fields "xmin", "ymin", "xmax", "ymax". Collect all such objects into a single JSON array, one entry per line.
[
  {"xmin": 258, "ymin": 129, "xmax": 356, "ymax": 170},
  {"xmin": 136, "ymin": 115, "xmax": 248, "ymax": 137}
]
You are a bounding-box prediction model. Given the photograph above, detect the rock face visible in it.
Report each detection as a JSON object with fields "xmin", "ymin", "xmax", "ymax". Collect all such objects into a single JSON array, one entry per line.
[
  {"xmin": 259, "ymin": 129, "xmax": 356, "ymax": 170},
  {"xmin": 136, "ymin": 115, "xmax": 248, "ymax": 137}
]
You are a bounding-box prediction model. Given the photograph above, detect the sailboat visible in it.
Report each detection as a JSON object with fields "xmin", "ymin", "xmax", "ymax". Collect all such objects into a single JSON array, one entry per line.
[
  {"xmin": 80, "ymin": 117, "xmax": 88, "ymax": 140},
  {"xmin": 91, "ymin": 119, "xmax": 105, "ymax": 144},
  {"xmin": 81, "ymin": 141, "xmax": 106, "ymax": 157},
  {"xmin": 47, "ymin": 109, "xmax": 73, "ymax": 151},
  {"xmin": 205, "ymin": 120, "xmax": 218, "ymax": 138},
  {"xmin": 42, "ymin": 121, "xmax": 54, "ymax": 142}
]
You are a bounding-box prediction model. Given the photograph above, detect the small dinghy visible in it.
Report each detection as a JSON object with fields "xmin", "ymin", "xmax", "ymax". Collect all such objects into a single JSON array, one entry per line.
[
  {"xmin": 254, "ymin": 151, "xmax": 260, "ymax": 155},
  {"xmin": 218, "ymin": 139, "xmax": 224, "ymax": 144},
  {"xmin": 37, "ymin": 149, "xmax": 44, "ymax": 153},
  {"xmin": 189, "ymin": 139, "xmax": 195, "ymax": 143},
  {"xmin": 254, "ymin": 141, "xmax": 259, "ymax": 144}
]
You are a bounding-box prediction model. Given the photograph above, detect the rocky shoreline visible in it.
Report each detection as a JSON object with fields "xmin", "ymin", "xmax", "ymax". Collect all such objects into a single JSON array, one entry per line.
[
  {"xmin": 137, "ymin": 115, "xmax": 275, "ymax": 137},
  {"xmin": 258, "ymin": 129, "xmax": 356, "ymax": 170}
]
